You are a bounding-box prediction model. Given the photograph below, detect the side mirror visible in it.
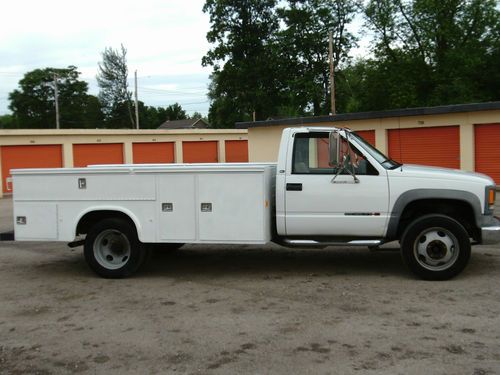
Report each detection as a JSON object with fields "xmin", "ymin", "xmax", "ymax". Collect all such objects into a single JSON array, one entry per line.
[{"xmin": 329, "ymin": 131, "xmax": 341, "ymax": 167}]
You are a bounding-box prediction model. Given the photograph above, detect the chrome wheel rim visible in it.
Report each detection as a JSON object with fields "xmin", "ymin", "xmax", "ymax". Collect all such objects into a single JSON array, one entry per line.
[
  {"xmin": 413, "ymin": 227, "xmax": 459, "ymax": 271},
  {"xmin": 93, "ymin": 229, "xmax": 131, "ymax": 270}
]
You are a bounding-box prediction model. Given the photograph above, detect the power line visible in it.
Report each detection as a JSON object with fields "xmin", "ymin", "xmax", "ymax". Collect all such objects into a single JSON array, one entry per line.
[
  {"xmin": 0, "ymin": 72, "xmax": 24, "ymax": 76},
  {"xmin": 180, "ymin": 101, "xmax": 209, "ymax": 106},
  {"xmin": 139, "ymin": 86, "xmax": 207, "ymax": 95}
]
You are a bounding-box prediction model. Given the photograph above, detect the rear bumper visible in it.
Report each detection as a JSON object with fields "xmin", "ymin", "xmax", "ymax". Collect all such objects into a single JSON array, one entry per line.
[{"xmin": 481, "ymin": 216, "xmax": 500, "ymax": 245}]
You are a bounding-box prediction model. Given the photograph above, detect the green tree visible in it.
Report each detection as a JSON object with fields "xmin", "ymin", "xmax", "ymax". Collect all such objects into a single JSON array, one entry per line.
[
  {"xmin": 361, "ymin": 0, "xmax": 500, "ymax": 109},
  {"xmin": 133, "ymin": 103, "xmax": 170, "ymax": 129},
  {"xmin": 8, "ymin": 66, "xmax": 99, "ymax": 129},
  {"xmin": 277, "ymin": 0, "xmax": 360, "ymax": 115},
  {"xmin": 97, "ymin": 45, "xmax": 135, "ymax": 128},
  {"xmin": 203, "ymin": 0, "xmax": 282, "ymax": 127},
  {"xmin": 80, "ymin": 95, "xmax": 105, "ymax": 128},
  {"xmin": 0, "ymin": 114, "xmax": 15, "ymax": 129},
  {"xmin": 191, "ymin": 111, "xmax": 203, "ymax": 119},
  {"xmin": 165, "ymin": 103, "xmax": 187, "ymax": 121}
]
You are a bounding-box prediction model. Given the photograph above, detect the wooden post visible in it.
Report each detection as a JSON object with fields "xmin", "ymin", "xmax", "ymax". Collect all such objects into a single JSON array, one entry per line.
[
  {"xmin": 134, "ymin": 70, "xmax": 140, "ymax": 129},
  {"xmin": 54, "ymin": 73, "xmax": 60, "ymax": 129},
  {"xmin": 328, "ymin": 31, "xmax": 336, "ymax": 115}
]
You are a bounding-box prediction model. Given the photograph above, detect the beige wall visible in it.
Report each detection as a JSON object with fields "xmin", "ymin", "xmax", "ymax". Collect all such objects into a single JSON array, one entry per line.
[
  {"xmin": 0, "ymin": 128, "xmax": 247, "ymax": 198},
  {"xmin": 248, "ymin": 110, "xmax": 500, "ymax": 172}
]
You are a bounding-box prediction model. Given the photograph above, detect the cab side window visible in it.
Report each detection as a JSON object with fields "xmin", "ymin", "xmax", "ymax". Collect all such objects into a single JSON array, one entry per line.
[{"xmin": 292, "ymin": 132, "xmax": 378, "ymax": 175}]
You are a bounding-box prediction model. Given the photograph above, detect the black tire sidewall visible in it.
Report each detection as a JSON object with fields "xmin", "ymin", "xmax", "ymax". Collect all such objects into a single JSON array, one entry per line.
[
  {"xmin": 401, "ymin": 214, "xmax": 471, "ymax": 280},
  {"xmin": 84, "ymin": 218, "xmax": 145, "ymax": 278}
]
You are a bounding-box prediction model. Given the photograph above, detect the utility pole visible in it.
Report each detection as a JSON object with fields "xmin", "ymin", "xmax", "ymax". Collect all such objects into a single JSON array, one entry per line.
[
  {"xmin": 134, "ymin": 70, "xmax": 139, "ymax": 129},
  {"xmin": 53, "ymin": 73, "xmax": 60, "ymax": 129},
  {"xmin": 328, "ymin": 31, "xmax": 336, "ymax": 116}
]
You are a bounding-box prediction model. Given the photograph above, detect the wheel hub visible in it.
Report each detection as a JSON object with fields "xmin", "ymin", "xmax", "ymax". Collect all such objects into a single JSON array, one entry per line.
[
  {"xmin": 110, "ymin": 241, "xmax": 126, "ymax": 255},
  {"xmin": 426, "ymin": 240, "xmax": 447, "ymax": 260},
  {"xmin": 414, "ymin": 227, "xmax": 460, "ymax": 271},
  {"xmin": 93, "ymin": 229, "xmax": 131, "ymax": 270}
]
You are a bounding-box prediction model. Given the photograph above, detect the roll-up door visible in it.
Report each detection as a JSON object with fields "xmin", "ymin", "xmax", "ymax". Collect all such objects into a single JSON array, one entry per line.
[
  {"xmin": 73, "ymin": 143, "xmax": 124, "ymax": 167},
  {"xmin": 475, "ymin": 123, "xmax": 500, "ymax": 183},
  {"xmin": 355, "ymin": 130, "xmax": 376, "ymax": 146},
  {"xmin": 182, "ymin": 141, "xmax": 218, "ymax": 163},
  {"xmin": 133, "ymin": 142, "xmax": 175, "ymax": 164},
  {"xmin": 225, "ymin": 140, "xmax": 248, "ymax": 162},
  {"xmin": 1, "ymin": 144, "xmax": 63, "ymax": 193},
  {"xmin": 388, "ymin": 126, "xmax": 460, "ymax": 169}
]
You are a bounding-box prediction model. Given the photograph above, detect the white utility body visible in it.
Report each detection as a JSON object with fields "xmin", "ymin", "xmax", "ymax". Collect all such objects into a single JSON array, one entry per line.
[
  {"xmin": 9, "ymin": 127, "xmax": 500, "ymax": 280},
  {"xmin": 13, "ymin": 163, "xmax": 276, "ymax": 244}
]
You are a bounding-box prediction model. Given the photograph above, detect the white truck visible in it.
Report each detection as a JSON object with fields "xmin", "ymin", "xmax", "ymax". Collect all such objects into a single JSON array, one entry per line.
[{"xmin": 9, "ymin": 127, "xmax": 500, "ymax": 280}]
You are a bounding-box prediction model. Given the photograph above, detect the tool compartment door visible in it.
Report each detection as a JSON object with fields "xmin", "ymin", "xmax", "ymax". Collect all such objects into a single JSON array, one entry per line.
[
  {"xmin": 14, "ymin": 203, "xmax": 58, "ymax": 240},
  {"xmin": 197, "ymin": 173, "xmax": 266, "ymax": 242},
  {"xmin": 157, "ymin": 174, "xmax": 196, "ymax": 241}
]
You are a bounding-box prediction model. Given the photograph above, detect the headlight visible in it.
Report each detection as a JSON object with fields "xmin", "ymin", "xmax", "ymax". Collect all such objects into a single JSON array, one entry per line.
[{"xmin": 486, "ymin": 186, "xmax": 496, "ymax": 213}]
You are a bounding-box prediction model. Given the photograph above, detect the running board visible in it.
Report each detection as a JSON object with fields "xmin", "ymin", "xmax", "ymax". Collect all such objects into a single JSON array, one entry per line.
[{"xmin": 281, "ymin": 239, "xmax": 383, "ymax": 248}]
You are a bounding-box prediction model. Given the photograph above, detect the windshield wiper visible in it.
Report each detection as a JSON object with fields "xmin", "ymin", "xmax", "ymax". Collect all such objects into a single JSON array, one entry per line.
[
  {"xmin": 388, "ymin": 163, "xmax": 402, "ymax": 170},
  {"xmin": 380, "ymin": 158, "xmax": 402, "ymax": 169}
]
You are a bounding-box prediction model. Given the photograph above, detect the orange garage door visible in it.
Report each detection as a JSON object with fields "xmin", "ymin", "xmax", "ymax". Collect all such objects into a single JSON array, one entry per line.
[
  {"xmin": 182, "ymin": 141, "xmax": 218, "ymax": 163},
  {"xmin": 225, "ymin": 140, "xmax": 248, "ymax": 162},
  {"xmin": 133, "ymin": 142, "xmax": 175, "ymax": 164},
  {"xmin": 388, "ymin": 126, "xmax": 460, "ymax": 169},
  {"xmin": 475, "ymin": 123, "xmax": 500, "ymax": 184},
  {"xmin": 73, "ymin": 144, "xmax": 124, "ymax": 167},
  {"xmin": 355, "ymin": 130, "xmax": 376, "ymax": 146},
  {"xmin": 1, "ymin": 144, "xmax": 63, "ymax": 193}
]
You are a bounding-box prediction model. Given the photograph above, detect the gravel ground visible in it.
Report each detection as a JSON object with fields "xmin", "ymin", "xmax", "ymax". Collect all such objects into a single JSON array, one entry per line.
[{"xmin": 0, "ymin": 196, "xmax": 499, "ymax": 374}]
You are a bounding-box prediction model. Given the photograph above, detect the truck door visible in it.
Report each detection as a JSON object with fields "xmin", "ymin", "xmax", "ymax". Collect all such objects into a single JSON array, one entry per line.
[{"xmin": 284, "ymin": 131, "xmax": 389, "ymax": 237}]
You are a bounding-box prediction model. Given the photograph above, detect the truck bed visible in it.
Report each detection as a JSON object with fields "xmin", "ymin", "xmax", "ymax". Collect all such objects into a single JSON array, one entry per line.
[{"xmin": 12, "ymin": 163, "xmax": 277, "ymax": 244}]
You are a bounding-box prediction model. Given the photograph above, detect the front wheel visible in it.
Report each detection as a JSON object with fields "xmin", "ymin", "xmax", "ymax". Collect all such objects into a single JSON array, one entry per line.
[
  {"xmin": 84, "ymin": 218, "xmax": 147, "ymax": 278},
  {"xmin": 400, "ymin": 214, "xmax": 471, "ymax": 280}
]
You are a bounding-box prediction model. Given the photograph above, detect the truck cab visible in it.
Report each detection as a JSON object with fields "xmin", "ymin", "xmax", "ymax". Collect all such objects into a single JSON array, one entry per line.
[
  {"xmin": 274, "ymin": 127, "xmax": 500, "ymax": 279},
  {"xmin": 276, "ymin": 127, "xmax": 391, "ymax": 239}
]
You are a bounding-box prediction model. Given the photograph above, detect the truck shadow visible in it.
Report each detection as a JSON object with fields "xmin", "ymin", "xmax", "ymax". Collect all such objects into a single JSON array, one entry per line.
[
  {"xmin": 139, "ymin": 245, "xmax": 411, "ymax": 279},
  {"xmin": 20, "ymin": 243, "xmax": 495, "ymax": 280}
]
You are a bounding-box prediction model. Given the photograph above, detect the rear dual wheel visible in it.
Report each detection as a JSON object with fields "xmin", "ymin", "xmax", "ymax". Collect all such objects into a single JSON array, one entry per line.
[
  {"xmin": 84, "ymin": 218, "xmax": 147, "ymax": 278},
  {"xmin": 401, "ymin": 215, "xmax": 471, "ymax": 280}
]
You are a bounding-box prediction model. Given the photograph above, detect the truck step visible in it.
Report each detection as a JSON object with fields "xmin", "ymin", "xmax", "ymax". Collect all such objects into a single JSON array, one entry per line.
[{"xmin": 281, "ymin": 239, "xmax": 383, "ymax": 248}]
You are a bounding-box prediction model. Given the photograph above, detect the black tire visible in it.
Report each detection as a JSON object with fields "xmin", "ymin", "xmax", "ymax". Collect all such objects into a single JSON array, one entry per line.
[
  {"xmin": 400, "ymin": 214, "xmax": 471, "ymax": 280},
  {"xmin": 84, "ymin": 218, "xmax": 147, "ymax": 278}
]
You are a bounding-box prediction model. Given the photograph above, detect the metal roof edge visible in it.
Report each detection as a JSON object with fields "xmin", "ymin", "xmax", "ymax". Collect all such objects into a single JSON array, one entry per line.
[{"xmin": 235, "ymin": 101, "xmax": 500, "ymax": 129}]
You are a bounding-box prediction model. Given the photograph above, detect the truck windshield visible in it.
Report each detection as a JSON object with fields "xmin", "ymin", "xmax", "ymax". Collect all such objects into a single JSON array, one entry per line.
[{"xmin": 349, "ymin": 132, "xmax": 401, "ymax": 170}]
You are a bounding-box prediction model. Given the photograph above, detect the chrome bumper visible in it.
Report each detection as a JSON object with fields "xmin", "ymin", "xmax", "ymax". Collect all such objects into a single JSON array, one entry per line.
[{"xmin": 482, "ymin": 216, "xmax": 500, "ymax": 245}]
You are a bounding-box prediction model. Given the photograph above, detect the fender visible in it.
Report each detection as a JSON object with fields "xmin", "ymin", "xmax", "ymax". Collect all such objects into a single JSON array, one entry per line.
[
  {"xmin": 73, "ymin": 206, "xmax": 144, "ymax": 242},
  {"xmin": 386, "ymin": 189, "xmax": 482, "ymax": 239}
]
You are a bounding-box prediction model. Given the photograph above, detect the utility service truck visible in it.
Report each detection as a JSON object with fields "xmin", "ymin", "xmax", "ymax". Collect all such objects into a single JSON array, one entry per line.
[{"xmin": 9, "ymin": 127, "xmax": 500, "ymax": 280}]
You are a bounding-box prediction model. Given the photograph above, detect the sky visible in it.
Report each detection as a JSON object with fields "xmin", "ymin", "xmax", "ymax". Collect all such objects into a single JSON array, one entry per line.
[
  {"xmin": 0, "ymin": 0, "xmax": 370, "ymax": 117},
  {"xmin": 0, "ymin": 0, "xmax": 213, "ymax": 116}
]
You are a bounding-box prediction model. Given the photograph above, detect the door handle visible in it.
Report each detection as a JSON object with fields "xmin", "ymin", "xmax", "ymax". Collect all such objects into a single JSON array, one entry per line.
[{"xmin": 286, "ymin": 183, "xmax": 302, "ymax": 191}]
